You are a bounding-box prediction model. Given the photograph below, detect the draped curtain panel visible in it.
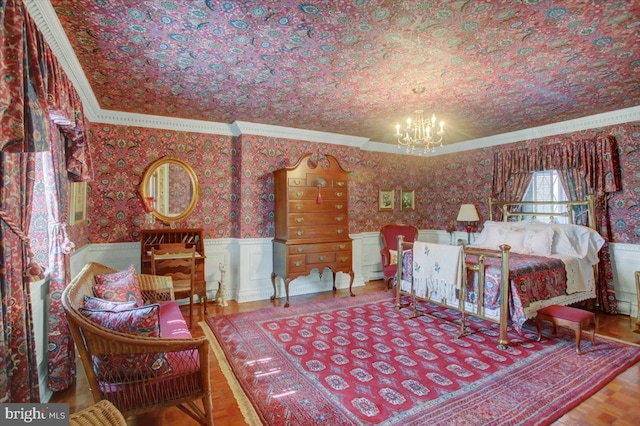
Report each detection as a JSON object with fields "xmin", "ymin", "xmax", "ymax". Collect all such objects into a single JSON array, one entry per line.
[
  {"xmin": 0, "ymin": 153, "xmax": 41, "ymax": 403},
  {"xmin": 492, "ymin": 135, "xmax": 621, "ymax": 313},
  {"xmin": 1, "ymin": 0, "xmax": 92, "ymax": 400},
  {"xmin": 43, "ymin": 129, "xmax": 76, "ymax": 392}
]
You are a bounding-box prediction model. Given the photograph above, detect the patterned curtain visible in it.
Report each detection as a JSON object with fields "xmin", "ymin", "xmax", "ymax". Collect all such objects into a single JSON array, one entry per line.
[
  {"xmin": 0, "ymin": 153, "xmax": 43, "ymax": 403},
  {"xmin": 1, "ymin": 0, "xmax": 91, "ymax": 399},
  {"xmin": 492, "ymin": 135, "xmax": 622, "ymax": 313},
  {"xmin": 1, "ymin": 0, "xmax": 47, "ymax": 403},
  {"xmin": 43, "ymin": 129, "xmax": 76, "ymax": 392}
]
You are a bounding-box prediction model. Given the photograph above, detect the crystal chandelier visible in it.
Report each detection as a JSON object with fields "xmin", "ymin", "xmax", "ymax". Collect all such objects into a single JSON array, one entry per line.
[{"xmin": 394, "ymin": 109, "xmax": 445, "ymax": 155}]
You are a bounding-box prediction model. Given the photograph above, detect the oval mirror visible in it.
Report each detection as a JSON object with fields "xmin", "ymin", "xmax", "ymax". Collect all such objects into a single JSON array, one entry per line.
[{"xmin": 140, "ymin": 156, "xmax": 199, "ymax": 224}]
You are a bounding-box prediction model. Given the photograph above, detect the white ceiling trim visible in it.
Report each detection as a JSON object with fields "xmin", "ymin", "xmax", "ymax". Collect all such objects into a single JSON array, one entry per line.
[
  {"xmin": 24, "ymin": 0, "xmax": 102, "ymax": 119},
  {"xmin": 93, "ymin": 110, "xmax": 236, "ymax": 136},
  {"xmin": 25, "ymin": 0, "xmax": 640, "ymax": 157},
  {"xmin": 232, "ymin": 121, "xmax": 369, "ymax": 147}
]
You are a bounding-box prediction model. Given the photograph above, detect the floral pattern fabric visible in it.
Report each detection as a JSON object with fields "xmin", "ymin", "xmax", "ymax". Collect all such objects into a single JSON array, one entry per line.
[
  {"xmin": 79, "ymin": 304, "xmax": 168, "ymax": 381},
  {"xmin": 94, "ymin": 265, "xmax": 144, "ymax": 306},
  {"xmin": 402, "ymin": 249, "xmax": 569, "ymax": 333},
  {"xmin": 2, "ymin": 0, "xmax": 94, "ymax": 398}
]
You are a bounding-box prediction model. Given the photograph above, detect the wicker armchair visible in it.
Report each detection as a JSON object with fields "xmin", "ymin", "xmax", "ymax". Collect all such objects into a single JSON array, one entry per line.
[
  {"xmin": 70, "ymin": 400, "xmax": 127, "ymax": 426},
  {"xmin": 62, "ymin": 262, "xmax": 213, "ymax": 426}
]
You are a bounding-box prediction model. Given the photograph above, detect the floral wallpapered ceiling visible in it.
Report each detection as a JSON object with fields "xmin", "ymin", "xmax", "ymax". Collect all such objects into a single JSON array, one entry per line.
[{"xmin": 51, "ymin": 0, "xmax": 640, "ymax": 144}]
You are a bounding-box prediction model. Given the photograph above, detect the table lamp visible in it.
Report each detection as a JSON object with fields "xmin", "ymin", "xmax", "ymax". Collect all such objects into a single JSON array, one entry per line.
[{"xmin": 457, "ymin": 204, "xmax": 480, "ymax": 244}]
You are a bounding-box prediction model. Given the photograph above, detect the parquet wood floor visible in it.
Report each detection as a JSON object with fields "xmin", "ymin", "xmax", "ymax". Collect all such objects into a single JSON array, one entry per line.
[{"xmin": 50, "ymin": 280, "xmax": 640, "ymax": 425}]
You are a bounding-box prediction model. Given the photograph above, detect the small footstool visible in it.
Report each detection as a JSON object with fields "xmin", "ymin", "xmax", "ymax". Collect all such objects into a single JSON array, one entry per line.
[{"xmin": 536, "ymin": 305, "xmax": 596, "ymax": 354}]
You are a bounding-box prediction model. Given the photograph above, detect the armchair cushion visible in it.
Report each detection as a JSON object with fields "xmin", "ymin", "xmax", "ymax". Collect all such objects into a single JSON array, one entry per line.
[
  {"xmin": 93, "ymin": 265, "xmax": 144, "ymax": 306},
  {"xmin": 389, "ymin": 249, "xmax": 398, "ymax": 265},
  {"xmin": 83, "ymin": 296, "xmax": 137, "ymax": 312},
  {"xmin": 79, "ymin": 304, "xmax": 161, "ymax": 337},
  {"xmin": 79, "ymin": 304, "xmax": 173, "ymax": 380}
]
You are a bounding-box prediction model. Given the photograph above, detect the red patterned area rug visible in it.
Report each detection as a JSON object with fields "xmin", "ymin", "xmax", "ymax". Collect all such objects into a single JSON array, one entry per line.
[{"xmin": 203, "ymin": 292, "xmax": 640, "ymax": 426}]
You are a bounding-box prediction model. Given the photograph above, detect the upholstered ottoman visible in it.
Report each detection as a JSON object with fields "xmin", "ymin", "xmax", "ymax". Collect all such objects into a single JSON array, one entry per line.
[{"xmin": 536, "ymin": 305, "xmax": 596, "ymax": 354}]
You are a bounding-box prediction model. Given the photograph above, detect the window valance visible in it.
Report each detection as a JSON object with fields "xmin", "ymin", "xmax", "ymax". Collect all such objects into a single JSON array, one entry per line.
[{"xmin": 493, "ymin": 135, "xmax": 621, "ymax": 198}]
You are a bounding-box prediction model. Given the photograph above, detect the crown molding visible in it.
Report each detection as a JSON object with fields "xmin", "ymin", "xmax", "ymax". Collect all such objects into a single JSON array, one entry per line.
[
  {"xmin": 23, "ymin": 0, "xmax": 102, "ymax": 120},
  {"xmin": 93, "ymin": 110, "xmax": 236, "ymax": 136},
  {"xmin": 440, "ymin": 105, "xmax": 640, "ymax": 156},
  {"xmin": 363, "ymin": 105, "xmax": 640, "ymax": 157},
  {"xmin": 26, "ymin": 1, "xmax": 640, "ymax": 155},
  {"xmin": 232, "ymin": 121, "xmax": 369, "ymax": 147}
]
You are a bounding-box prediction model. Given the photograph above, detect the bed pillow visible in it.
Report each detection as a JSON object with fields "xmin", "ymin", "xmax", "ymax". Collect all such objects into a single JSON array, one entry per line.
[
  {"xmin": 502, "ymin": 229, "xmax": 527, "ymax": 254},
  {"xmin": 473, "ymin": 222, "xmax": 509, "ymax": 249},
  {"xmin": 523, "ymin": 227, "xmax": 554, "ymax": 256},
  {"xmin": 83, "ymin": 295, "xmax": 138, "ymax": 312},
  {"xmin": 93, "ymin": 265, "xmax": 143, "ymax": 306}
]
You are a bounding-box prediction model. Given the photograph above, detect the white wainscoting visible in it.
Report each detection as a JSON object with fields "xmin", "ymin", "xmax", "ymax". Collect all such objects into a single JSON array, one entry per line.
[
  {"xmin": 610, "ymin": 242, "xmax": 640, "ymax": 317},
  {"xmin": 233, "ymin": 236, "xmax": 366, "ymax": 303},
  {"xmin": 69, "ymin": 233, "xmax": 638, "ymax": 316},
  {"xmin": 71, "ymin": 239, "xmax": 234, "ymax": 301}
]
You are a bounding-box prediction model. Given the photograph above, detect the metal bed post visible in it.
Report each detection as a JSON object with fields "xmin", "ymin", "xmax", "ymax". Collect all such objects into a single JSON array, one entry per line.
[{"xmin": 498, "ymin": 244, "xmax": 511, "ymax": 349}]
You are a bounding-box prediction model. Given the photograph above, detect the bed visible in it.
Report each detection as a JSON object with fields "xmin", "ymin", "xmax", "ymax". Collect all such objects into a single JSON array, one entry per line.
[{"xmin": 394, "ymin": 196, "xmax": 605, "ymax": 349}]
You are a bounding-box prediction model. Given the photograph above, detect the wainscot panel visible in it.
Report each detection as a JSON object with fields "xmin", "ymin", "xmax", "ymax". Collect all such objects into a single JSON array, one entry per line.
[{"xmin": 610, "ymin": 242, "xmax": 640, "ymax": 317}]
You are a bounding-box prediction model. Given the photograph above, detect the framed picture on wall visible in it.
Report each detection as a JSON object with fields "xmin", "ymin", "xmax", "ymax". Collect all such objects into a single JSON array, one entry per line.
[
  {"xmin": 400, "ymin": 189, "xmax": 415, "ymax": 211},
  {"xmin": 69, "ymin": 181, "xmax": 87, "ymax": 225},
  {"xmin": 378, "ymin": 189, "xmax": 394, "ymax": 211}
]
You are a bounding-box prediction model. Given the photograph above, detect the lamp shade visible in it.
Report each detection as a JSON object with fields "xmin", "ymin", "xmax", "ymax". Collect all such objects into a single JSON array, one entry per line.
[{"xmin": 457, "ymin": 204, "xmax": 479, "ymax": 222}]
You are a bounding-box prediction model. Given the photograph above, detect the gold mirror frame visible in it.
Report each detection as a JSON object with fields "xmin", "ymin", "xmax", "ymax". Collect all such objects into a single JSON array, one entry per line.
[{"xmin": 140, "ymin": 156, "xmax": 199, "ymax": 224}]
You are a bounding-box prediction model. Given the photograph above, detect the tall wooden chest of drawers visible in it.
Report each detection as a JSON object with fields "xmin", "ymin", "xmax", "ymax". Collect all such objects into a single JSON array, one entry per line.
[{"xmin": 271, "ymin": 154, "xmax": 354, "ymax": 307}]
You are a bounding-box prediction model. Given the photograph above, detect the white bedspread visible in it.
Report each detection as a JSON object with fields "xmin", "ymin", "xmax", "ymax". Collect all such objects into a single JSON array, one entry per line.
[{"xmin": 551, "ymin": 253, "xmax": 596, "ymax": 294}]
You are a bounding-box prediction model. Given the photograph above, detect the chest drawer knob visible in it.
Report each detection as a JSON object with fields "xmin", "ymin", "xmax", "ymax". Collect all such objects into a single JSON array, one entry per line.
[
  {"xmin": 336, "ymin": 229, "xmax": 344, "ymax": 234},
  {"xmin": 336, "ymin": 204, "xmax": 344, "ymax": 210},
  {"xmin": 340, "ymin": 257, "xmax": 349, "ymax": 262},
  {"xmin": 336, "ymin": 191, "xmax": 344, "ymax": 197},
  {"xmin": 295, "ymin": 217, "xmax": 304, "ymax": 223},
  {"xmin": 294, "ymin": 261, "xmax": 303, "ymax": 267},
  {"xmin": 339, "ymin": 244, "xmax": 346, "ymax": 250},
  {"xmin": 296, "ymin": 247, "xmax": 304, "ymax": 253},
  {"xmin": 295, "ymin": 191, "xmax": 304, "ymax": 197},
  {"xmin": 296, "ymin": 230, "xmax": 305, "ymax": 236},
  {"xmin": 336, "ymin": 182, "xmax": 345, "ymax": 187},
  {"xmin": 336, "ymin": 216, "xmax": 344, "ymax": 222},
  {"xmin": 295, "ymin": 204, "xmax": 304, "ymax": 210},
  {"xmin": 318, "ymin": 255, "xmax": 326, "ymax": 261}
]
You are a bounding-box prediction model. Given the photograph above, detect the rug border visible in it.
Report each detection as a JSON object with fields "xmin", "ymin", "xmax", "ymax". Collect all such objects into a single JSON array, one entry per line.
[{"xmin": 200, "ymin": 321, "xmax": 263, "ymax": 426}]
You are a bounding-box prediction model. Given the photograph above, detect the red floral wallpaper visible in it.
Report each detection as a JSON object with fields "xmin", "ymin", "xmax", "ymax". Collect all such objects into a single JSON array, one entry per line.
[
  {"xmin": 85, "ymin": 121, "xmax": 640, "ymax": 245},
  {"xmin": 87, "ymin": 124, "xmax": 234, "ymax": 241}
]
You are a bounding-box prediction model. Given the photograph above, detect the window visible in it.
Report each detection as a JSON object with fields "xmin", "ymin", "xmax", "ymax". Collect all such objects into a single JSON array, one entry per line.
[{"xmin": 522, "ymin": 170, "xmax": 568, "ymax": 223}]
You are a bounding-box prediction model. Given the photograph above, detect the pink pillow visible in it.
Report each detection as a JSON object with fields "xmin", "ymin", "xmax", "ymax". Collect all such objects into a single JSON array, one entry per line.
[
  {"xmin": 93, "ymin": 265, "xmax": 143, "ymax": 306},
  {"xmin": 83, "ymin": 295, "xmax": 138, "ymax": 312}
]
